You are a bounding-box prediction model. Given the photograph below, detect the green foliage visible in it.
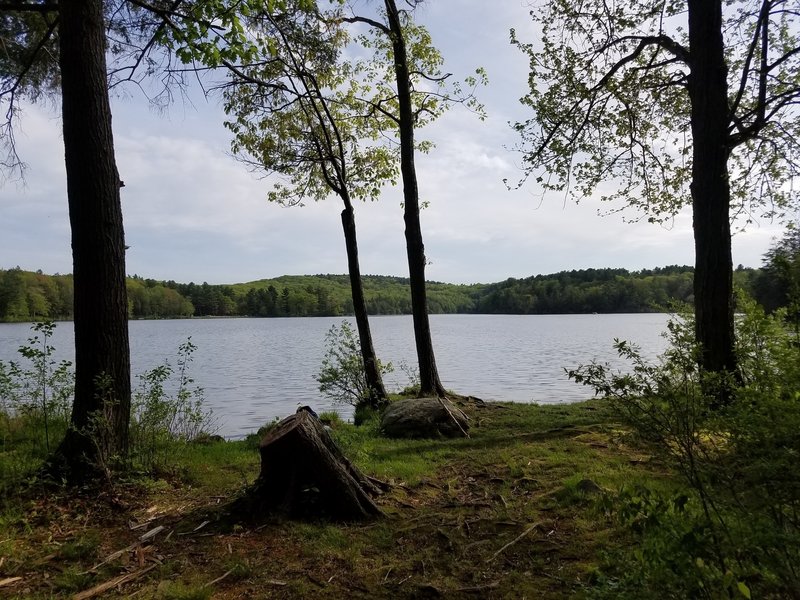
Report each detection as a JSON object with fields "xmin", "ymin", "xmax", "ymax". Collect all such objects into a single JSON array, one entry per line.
[
  {"xmin": 591, "ymin": 487, "xmax": 750, "ymax": 599},
  {"xmin": 570, "ymin": 299, "xmax": 800, "ymax": 597},
  {"xmin": 223, "ymin": 1, "xmax": 402, "ymax": 208},
  {"xmin": 130, "ymin": 337, "xmax": 216, "ymax": 474},
  {"xmin": 222, "ymin": 0, "xmax": 485, "ymax": 211},
  {"xmin": 15, "ymin": 321, "xmax": 73, "ymax": 450},
  {"xmin": 318, "ymin": 410, "xmax": 343, "ymax": 427},
  {"xmin": 0, "ymin": 265, "xmax": 768, "ymax": 320},
  {"xmin": 751, "ymin": 226, "xmax": 800, "ymax": 329},
  {"xmin": 58, "ymin": 532, "xmax": 100, "ymax": 561},
  {"xmin": 512, "ymin": 0, "xmax": 800, "ymax": 223},
  {"xmin": 475, "ymin": 266, "xmax": 697, "ymax": 313},
  {"xmin": 0, "ymin": 268, "xmax": 73, "ymax": 321},
  {"xmin": 0, "ymin": 326, "xmax": 221, "ymax": 489},
  {"xmin": 156, "ymin": 581, "xmax": 213, "ymax": 600},
  {"xmin": 0, "ymin": 321, "xmax": 73, "ymax": 460},
  {"xmin": 53, "ymin": 567, "xmax": 96, "ymax": 594},
  {"xmin": 315, "ymin": 321, "xmax": 393, "ymax": 408},
  {"xmin": 127, "ymin": 276, "xmax": 194, "ymax": 318}
]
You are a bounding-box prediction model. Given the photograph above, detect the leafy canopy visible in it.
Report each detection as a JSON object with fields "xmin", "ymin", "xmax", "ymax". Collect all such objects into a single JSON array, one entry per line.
[
  {"xmin": 222, "ymin": 0, "xmax": 486, "ymax": 207},
  {"xmin": 511, "ymin": 0, "xmax": 800, "ymax": 224}
]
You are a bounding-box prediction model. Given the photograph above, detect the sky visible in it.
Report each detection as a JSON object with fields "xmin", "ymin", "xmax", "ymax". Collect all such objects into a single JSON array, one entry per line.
[{"xmin": 0, "ymin": 1, "xmax": 789, "ymax": 286}]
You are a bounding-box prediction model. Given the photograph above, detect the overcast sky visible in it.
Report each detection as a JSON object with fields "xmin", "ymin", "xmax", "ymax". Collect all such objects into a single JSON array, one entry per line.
[{"xmin": 0, "ymin": 1, "xmax": 788, "ymax": 285}]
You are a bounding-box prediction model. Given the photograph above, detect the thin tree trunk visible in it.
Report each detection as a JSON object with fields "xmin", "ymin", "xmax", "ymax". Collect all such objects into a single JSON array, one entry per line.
[
  {"xmin": 687, "ymin": 0, "xmax": 737, "ymax": 384},
  {"xmin": 385, "ymin": 0, "xmax": 446, "ymax": 397},
  {"xmin": 51, "ymin": 0, "xmax": 131, "ymax": 481},
  {"xmin": 340, "ymin": 203, "xmax": 388, "ymax": 407}
]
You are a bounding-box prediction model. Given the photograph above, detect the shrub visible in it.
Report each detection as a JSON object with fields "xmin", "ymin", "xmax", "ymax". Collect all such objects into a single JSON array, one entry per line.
[
  {"xmin": 0, "ymin": 321, "xmax": 74, "ymax": 452},
  {"xmin": 315, "ymin": 321, "xmax": 392, "ymax": 409},
  {"xmin": 130, "ymin": 337, "xmax": 216, "ymax": 474},
  {"xmin": 0, "ymin": 322, "xmax": 74, "ymax": 495},
  {"xmin": 571, "ymin": 297, "xmax": 800, "ymax": 598}
]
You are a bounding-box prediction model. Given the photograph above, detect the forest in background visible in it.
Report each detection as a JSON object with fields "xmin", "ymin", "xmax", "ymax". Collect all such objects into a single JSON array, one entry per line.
[{"xmin": 0, "ymin": 265, "xmax": 761, "ymax": 321}]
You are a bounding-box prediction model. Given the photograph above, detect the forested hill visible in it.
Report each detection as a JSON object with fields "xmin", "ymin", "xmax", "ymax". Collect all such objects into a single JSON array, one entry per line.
[{"xmin": 0, "ymin": 266, "xmax": 758, "ymax": 321}]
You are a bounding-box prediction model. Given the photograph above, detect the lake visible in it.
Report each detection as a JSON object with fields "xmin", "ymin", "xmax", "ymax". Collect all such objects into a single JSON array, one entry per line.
[{"xmin": 0, "ymin": 314, "xmax": 671, "ymax": 437}]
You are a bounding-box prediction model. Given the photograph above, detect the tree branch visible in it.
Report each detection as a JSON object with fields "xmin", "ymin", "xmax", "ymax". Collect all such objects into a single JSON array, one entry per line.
[
  {"xmin": 0, "ymin": 1, "xmax": 57, "ymax": 12},
  {"xmin": 592, "ymin": 35, "xmax": 688, "ymax": 92},
  {"xmin": 337, "ymin": 15, "xmax": 390, "ymax": 35},
  {"xmin": 595, "ymin": 34, "xmax": 690, "ymax": 65}
]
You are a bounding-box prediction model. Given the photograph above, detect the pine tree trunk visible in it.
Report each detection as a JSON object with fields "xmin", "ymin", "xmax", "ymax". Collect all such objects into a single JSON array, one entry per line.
[
  {"xmin": 687, "ymin": 0, "xmax": 737, "ymax": 383},
  {"xmin": 52, "ymin": 0, "xmax": 131, "ymax": 481},
  {"xmin": 340, "ymin": 203, "xmax": 388, "ymax": 407},
  {"xmin": 385, "ymin": 0, "xmax": 447, "ymax": 397}
]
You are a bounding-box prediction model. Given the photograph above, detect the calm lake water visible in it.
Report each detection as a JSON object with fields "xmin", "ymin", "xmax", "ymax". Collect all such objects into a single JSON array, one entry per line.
[{"xmin": 0, "ymin": 314, "xmax": 671, "ymax": 437}]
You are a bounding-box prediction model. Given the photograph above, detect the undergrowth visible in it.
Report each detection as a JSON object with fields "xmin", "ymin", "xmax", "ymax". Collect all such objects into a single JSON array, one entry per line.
[
  {"xmin": 0, "ymin": 324, "xmax": 216, "ymax": 496},
  {"xmin": 571, "ymin": 297, "xmax": 800, "ymax": 599}
]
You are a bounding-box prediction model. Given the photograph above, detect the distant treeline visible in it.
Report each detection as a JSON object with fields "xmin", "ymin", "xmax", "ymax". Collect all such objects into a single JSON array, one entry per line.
[{"xmin": 0, "ymin": 265, "xmax": 760, "ymax": 322}]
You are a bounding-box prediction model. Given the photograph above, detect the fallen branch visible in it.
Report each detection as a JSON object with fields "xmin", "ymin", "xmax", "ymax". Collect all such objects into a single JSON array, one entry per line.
[
  {"xmin": 72, "ymin": 564, "xmax": 156, "ymax": 600},
  {"xmin": 139, "ymin": 526, "xmax": 165, "ymax": 541},
  {"xmin": 0, "ymin": 577, "xmax": 22, "ymax": 588},
  {"xmin": 437, "ymin": 396, "xmax": 470, "ymax": 438},
  {"xmin": 486, "ymin": 522, "xmax": 542, "ymax": 562},
  {"xmin": 82, "ymin": 526, "xmax": 165, "ymax": 574}
]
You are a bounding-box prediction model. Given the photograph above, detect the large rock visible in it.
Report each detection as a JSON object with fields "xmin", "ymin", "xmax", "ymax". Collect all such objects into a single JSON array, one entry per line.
[{"xmin": 380, "ymin": 397, "xmax": 469, "ymax": 439}]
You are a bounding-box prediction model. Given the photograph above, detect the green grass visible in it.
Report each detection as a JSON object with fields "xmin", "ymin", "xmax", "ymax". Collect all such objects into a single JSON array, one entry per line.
[{"xmin": 0, "ymin": 399, "xmax": 685, "ymax": 599}]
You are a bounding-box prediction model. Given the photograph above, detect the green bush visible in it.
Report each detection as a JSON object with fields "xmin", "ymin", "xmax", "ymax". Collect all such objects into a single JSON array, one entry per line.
[
  {"xmin": 0, "ymin": 328, "xmax": 217, "ymax": 488},
  {"xmin": 130, "ymin": 337, "xmax": 216, "ymax": 474},
  {"xmin": 0, "ymin": 322, "xmax": 74, "ymax": 494},
  {"xmin": 315, "ymin": 321, "xmax": 393, "ymax": 409},
  {"xmin": 571, "ymin": 297, "xmax": 800, "ymax": 598},
  {"xmin": 0, "ymin": 321, "xmax": 74, "ymax": 452}
]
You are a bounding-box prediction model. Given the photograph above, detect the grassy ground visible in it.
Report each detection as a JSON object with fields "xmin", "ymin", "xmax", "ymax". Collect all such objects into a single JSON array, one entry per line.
[{"xmin": 0, "ymin": 400, "xmax": 678, "ymax": 599}]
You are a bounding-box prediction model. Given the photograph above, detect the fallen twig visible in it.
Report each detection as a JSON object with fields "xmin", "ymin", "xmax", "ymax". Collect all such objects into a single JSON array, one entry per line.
[
  {"xmin": 456, "ymin": 582, "xmax": 500, "ymax": 593},
  {"xmin": 139, "ymin": 526, "xmax": 165, "ymax": 542},
  {"xmin": 82, "ymin": 526, "xmax": 164, "ymax": 574},
  {"xmin": 72, "ymin": 564, "xmax": 156, "ymax": 600},
  {"xmin": 486, "ymin": 522, "xmax": 542, "ymax": 562},
  {"xmin": 0, "ymin": 577, "xmax": 22, "ymax": 588},
  {"xmin": 203, "ymin": 568, "xmax": 233, "ymax": 588}
]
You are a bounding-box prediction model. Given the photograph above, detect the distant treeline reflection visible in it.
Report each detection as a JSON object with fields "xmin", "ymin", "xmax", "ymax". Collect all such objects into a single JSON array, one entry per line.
[{"xmin": 0, "ymin": 265, "xmax": 759, "ymax": 321}]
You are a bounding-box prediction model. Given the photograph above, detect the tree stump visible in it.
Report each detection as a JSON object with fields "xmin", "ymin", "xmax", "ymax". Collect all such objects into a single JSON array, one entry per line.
[{"xmin": 249, "ymin": 407, "xmax": 383, "ymax": 520}]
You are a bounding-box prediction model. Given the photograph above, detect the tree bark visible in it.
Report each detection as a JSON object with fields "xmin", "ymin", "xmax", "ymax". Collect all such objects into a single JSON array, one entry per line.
[
  {"xmin": 340, "ymin": 202, "xmax": 388, "ymax": 407},
  {"xmin": 687, "ymin": 0, "xmax": 737, "ymax": 382},
  {"xmin": 384, "ymin": 0, "xmax": 446, "ymax": 398},
  {"xmin": 51, "ymin": 0, "xmax": 131, "ymax": 481},
  {"xmin": 250, "ymin": 407, "xmax": 383, "ymax": 520}
]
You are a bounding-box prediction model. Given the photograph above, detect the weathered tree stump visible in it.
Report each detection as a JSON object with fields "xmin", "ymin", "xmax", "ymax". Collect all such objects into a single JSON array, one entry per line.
[
  {"xmin": 248, "ymin": 407, "xmax": 383, "ymax": 520},
  {"xmin": 380, "ymin": 397, "xmax": 470, "ymax": 439}
]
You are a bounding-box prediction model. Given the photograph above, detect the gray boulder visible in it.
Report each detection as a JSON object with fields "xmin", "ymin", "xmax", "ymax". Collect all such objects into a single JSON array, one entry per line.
[{"xmin": 380, "ymin": 397, "xmax": 469, "ymax": 439}]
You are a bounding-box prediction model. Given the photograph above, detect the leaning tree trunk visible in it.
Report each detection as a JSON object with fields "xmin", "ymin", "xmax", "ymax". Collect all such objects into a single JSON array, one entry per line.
[
  {"xmin": 52, "ymin": 0, "xmax": 131, "ymax": 481},
  {"xmin": 341, "ymin": 202, "xmax": 388, "ymax": 407},
  {"xmin": 385, "ymin": 0, "xmax": 447, "ymax": 398},
  {"xmin": 687, "ymin": 0, "xmax": 737, "ymax": 385}
]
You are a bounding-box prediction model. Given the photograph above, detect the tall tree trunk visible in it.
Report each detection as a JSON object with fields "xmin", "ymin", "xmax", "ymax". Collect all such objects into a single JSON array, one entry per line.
[
  {"xmin": 687, "ymin": 0, "xmax": 737, "ymax": 384},
  {"xmin": 52, "ymin": 0, "xmax": 131, "ymax": 481},
  {"xmin": 340, "ymin": 202, "xmax": 388, "ymax": 407},
  {"xmin": 385, "ymin": 0, "xmax": 446, "ymax": 397}
]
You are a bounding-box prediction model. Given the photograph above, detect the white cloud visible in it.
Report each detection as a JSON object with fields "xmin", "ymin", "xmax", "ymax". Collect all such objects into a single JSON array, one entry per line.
[{"xmin": 0, "ymin": 3, "xmax": 789, "ymax": 284}]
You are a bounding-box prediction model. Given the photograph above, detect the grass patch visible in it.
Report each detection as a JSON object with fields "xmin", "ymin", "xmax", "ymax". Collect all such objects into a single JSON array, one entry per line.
[{"xmin": 0, "ymin": 399, "xmax": 683, "ymax": 599}]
